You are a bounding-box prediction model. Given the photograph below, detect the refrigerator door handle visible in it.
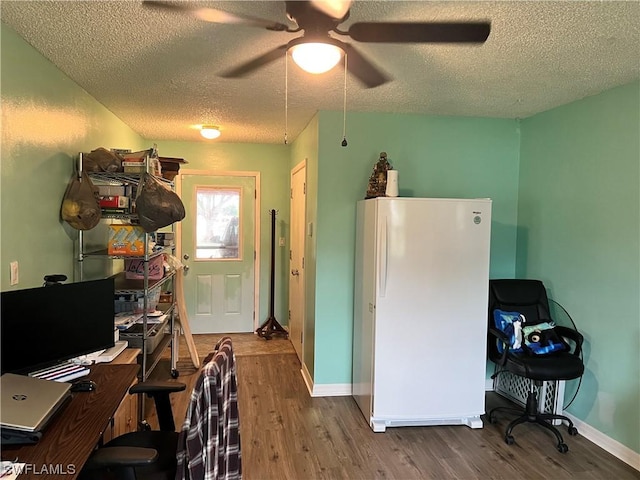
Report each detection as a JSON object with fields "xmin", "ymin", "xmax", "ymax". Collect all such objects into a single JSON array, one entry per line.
[{"xmin": 379, "ymin": 216, "xmax": 388, "ymax": 297}]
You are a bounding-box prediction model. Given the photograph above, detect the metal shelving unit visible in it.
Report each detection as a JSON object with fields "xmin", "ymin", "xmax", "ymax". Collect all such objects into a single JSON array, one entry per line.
[{"xmin": 76, "ymin": 152, "xmax": 179, "ymax": 389}]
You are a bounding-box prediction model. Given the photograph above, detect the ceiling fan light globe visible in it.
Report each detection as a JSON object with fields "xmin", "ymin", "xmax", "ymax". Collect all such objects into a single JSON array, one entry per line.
[
  {"xmin": 200, "ymin": 126, "xmax": 221, "ymax": 139},
  {"xmin": 291, "ymin": 43, "xmax": 343, "ymax": 74}
]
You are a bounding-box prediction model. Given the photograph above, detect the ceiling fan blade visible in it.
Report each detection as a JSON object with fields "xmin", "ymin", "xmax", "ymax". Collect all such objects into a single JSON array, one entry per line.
[
  {"xmin": 220, "ymin": 45, "xmax": 289, "ymax": 78},
  {"xmin": 143, "ymin": 1, "xmax": 289, "ymax": 31},
  {"xmin": 347, "ymin": 22, "xmax": 491, "ymax": 43},
  {"xmin": 342, "ymin": 44, "xmax": 391, "ymax": 88},
  {"xmin": 310, "ymin": 0, "xmax": 352, "ymax": 20}
]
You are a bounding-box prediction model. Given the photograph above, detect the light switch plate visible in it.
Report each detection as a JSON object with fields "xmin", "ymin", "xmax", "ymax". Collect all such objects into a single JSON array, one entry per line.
[{"xmin": 9, "ymin": 261, "xmax": 19, "ymax": 285}]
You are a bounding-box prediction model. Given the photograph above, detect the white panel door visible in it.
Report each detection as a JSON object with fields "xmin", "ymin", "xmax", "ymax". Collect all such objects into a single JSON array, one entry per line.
[
  {"xmin": 180, "ymin": 174, "xmax": 257, "ymax": 333},
  {"xmin": 288, "ymin": 161, "xmax": 306, "ymax": 361}
]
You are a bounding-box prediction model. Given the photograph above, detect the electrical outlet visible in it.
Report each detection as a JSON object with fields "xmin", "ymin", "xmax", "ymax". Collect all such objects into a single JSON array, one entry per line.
[
  {"xmin": 9, "ymin": 261, "xmax": 19, "ymax": 286},
  {"xmin": 279, "ymin": 237, "xmax": 285, "ymax": 247}
]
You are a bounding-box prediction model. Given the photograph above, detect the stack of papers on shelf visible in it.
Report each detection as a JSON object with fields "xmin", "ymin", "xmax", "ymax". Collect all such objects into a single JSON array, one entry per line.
[
  {"xmin": 29, "ymin": 362, "xmax": 89, "ymax": 383},
  {"xmin": 114, "ymin": 312, "xmax": 143, "ymax": 330},
  {"xmin": 136, "ymin": 313, "xmax": 167, "ymax": 324}
]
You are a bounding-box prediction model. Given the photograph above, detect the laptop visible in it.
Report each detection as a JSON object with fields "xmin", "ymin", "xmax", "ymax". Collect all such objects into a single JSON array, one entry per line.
[{"xmin": 0, "ymin": 373, "xmax": 72, "ymax": 432}]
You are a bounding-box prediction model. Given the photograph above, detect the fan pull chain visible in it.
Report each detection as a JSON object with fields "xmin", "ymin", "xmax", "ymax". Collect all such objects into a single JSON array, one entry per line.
[
  {"xmin": 341, "ymin": 52, "xmax": 348, "ymax": 147},
  {"xmin": 284, "ymin": 50, "xmax": 289, "ymax": 145}
]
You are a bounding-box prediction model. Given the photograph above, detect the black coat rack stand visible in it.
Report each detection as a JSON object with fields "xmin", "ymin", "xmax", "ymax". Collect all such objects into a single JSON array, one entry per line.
[{"xmin": 256, "ymin": 209, "xmax": 288, "ymax": 340}]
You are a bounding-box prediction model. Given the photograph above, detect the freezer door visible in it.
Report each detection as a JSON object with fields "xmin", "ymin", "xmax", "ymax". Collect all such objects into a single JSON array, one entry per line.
[
  {"xmin": 352, "ymin": 200, "xmax": 377, "ymax": 420},
  {"xmin": 372, "ymin": 198, "xmax": 492, "ymax": 420}
]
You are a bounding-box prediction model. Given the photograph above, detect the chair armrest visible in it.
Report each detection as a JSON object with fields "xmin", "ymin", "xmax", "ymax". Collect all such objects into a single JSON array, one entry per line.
[
  {"xmin": 84, "ymin": 446, "xmax": 158, "ymax": 470},
  {"xmin": 488, "ymin": 327, "xmax": 510, "ymax": 366},
  {"xmin": 129, "ymin": 381, "xmax": 186, "ymax": 432},
  {"xmin": 129, "ymin": 381, "xmax": 186, "ymax": 395},
  {"xmin": 489, "ymin": 326, "xmax": 509, "ymax": 343},
  {"xmin": 554, "ymin": 325, "xmax": 583, "ymax": 356}
]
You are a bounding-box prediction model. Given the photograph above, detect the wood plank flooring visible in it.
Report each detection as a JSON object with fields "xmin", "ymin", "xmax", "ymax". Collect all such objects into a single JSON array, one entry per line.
[{"xmin": 148, "ymin": 334, "xmax": 638, "ymax": 479}]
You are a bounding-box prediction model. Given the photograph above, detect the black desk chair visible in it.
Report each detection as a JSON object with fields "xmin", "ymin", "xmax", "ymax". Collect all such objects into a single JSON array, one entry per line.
[
  {"xmin": 487, "ymin": 279, "xmax": 584, "ymax": 453},
  {"xmin": 80, "ymin": 337, "xmax": 241, "ymax": 480}
]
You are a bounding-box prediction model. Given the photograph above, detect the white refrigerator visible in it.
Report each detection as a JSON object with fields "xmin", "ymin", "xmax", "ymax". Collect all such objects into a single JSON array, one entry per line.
[{"xmin": 352, "ymin": 197, "xmax": 492, "ymax": 432}]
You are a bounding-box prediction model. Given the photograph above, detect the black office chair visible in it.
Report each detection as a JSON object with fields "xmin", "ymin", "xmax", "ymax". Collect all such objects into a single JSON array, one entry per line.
[
  {"xmin": 80, "ymin": 336, "xmax": 241, "ymax": 480},
  {"xmin": 487, "ymin": 279, "xmax": 584, "ymax": 453},
  {"xmin": 78, "ymin": 380, "xmax": 184, "ymax": 480}
]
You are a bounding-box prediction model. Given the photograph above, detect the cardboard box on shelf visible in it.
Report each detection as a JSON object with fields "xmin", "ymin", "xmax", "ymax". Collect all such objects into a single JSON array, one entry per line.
[
  {"xmin": 98, "ymin": 185, "xmax": 126, "ymax": 197},
  {"xmin": 158, "ymin": 293, "xmax": 173, "ymax": 304},
  {"xmin": 122, "ymin": 151, "xmax": 148, "ymax": 163},
  {"xmin": 122, "ymin": 161, "xmax": 146, "ymax": 173},
  {"xmin": 99, "ymin": 196, "xmax": 129, "ymax": 209},
  {"xmin": 159, "ymin": 157, "xmax": 187, "ymax": 181},
  {"xmin": 101, "ymin": 208, "xmax": 130, "ymax": 215},
  {"xmin": 124, "ymin": 255, "xmax": 164, "ymax": 280},
  {"xmin": 108, "ymin": 225, "xmax": 146, "ymax": 255},
  {"xmin": 156, "ymin": 232, "xmax": 175, "ymax": 246}
]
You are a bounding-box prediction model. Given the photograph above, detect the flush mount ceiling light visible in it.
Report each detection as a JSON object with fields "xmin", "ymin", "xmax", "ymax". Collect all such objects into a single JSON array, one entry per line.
[
  {"xmin": 200, "ymin": 125, "xmax": 221, "ymax": 140},
  {"xmin": 290, "ymin": 41, "xmax": 343, "ymax": 74}
]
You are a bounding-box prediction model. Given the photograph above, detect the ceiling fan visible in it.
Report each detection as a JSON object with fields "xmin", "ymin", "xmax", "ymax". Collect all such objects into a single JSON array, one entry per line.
[{"xmin": 143, "ymin": 0, "xmax": 490, "ymax": 88}]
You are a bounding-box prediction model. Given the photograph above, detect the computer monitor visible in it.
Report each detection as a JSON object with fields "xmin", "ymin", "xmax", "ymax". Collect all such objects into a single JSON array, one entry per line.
[{"xmin": 1, "ymin": 278, "xmax": 115, "ymax": 375}]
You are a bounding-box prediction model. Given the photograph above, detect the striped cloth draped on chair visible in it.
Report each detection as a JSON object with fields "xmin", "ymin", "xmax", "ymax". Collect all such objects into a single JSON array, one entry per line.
[{"xmin": 175, "ymin": 337, "xmax": 241, "ymax": 480}]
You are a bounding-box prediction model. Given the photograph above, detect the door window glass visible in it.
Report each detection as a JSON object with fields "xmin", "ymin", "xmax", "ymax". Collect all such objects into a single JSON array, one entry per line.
[{"xmin": 195, "ymin": 187, "xmax": 241, "ymax": 260}]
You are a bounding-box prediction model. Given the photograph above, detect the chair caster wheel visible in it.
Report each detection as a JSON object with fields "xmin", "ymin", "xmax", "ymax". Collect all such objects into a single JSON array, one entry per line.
[
  {"xmin": 505, "ymin": 434, "xmax": 515, "ymax": 445},
  {"xmin": 171, "ymin": 369, "xmax": 180, "ymax": 379},
  {"xmin": 557, "ymin": 443, "xmax": 569, "ymax": 453},
  {"xmin": 568, "ymin": 426, "xmax": 578, "ymax": 436}
]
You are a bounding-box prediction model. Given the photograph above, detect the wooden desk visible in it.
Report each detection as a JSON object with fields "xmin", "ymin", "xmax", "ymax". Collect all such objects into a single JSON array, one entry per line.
[
  {"xmin": 1, "ymin": 363, "xmax": 139, "ymax": 479},
  {"xmin": 103, "ymin": 348, "xmax": 141, "ymax": 442},
  {"xmin": 110, "ymin": 347, "xmax": 141, "ymax": 366}
]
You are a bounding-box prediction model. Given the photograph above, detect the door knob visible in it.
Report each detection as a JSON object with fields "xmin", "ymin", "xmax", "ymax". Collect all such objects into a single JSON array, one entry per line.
[
  {"xmin": 291, "ymin": 269, "xmax": 299, "ymax": 276},
  {"xmin": 183, "ymin": 254, "xmax": 190, "ymax": 260},
  {"xmin": 183, "ymin": 265, "xmax": 190, "ymax": 273}
]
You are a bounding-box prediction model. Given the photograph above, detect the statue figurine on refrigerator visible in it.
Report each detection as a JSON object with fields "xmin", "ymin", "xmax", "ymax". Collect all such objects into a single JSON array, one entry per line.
[{"xmin": 365, "ymin": 151, "xmax": 393, "ymax": 199}]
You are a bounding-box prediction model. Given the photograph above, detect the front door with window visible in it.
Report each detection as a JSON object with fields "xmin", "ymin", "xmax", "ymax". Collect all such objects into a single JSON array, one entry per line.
[{"xmin": 179, "ymin": 173, "xmax": 257, "ymax": 333}]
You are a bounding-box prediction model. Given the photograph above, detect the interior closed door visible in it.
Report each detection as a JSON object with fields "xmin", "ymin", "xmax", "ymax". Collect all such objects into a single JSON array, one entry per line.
[
  {"xmin": 288, "ymin": 160, "xmax": 306, "ymax": 361},
  {"xmin": 179, "ymin": 173, "xmax": 257, "ymax": 333}
]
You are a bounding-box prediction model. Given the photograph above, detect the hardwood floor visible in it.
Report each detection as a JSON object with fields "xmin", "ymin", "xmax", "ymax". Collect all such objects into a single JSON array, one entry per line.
[{"xmin": 149, "ymin": 334, "xmax": 638, "ymax": 479}]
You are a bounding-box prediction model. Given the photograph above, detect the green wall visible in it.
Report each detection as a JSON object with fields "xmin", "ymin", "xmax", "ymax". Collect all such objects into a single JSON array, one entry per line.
[
  {"xmin": 289, "ymin": 114, "xmax": 320, "ymax": 375},
  {"xmin": 3, "ymin": 19, "xmax": 638, "ymax": 456},
  {"xmin": 312, "ymin": 111, "xmax": 521, "ymax": 384},
  {"xmin": 148, "ymin": 141, "xmax": 291, "ymax": 331},
  {"xmin": 518, "ymin": 81, "xmax": 640, "ymax": 452},
  {"xmin": 0, "ymin": 23, "xmax": 292, "ymax": 325},
  {"xmin": 1, "ymin": 24, "xmax": 145, "ymax": 291}
]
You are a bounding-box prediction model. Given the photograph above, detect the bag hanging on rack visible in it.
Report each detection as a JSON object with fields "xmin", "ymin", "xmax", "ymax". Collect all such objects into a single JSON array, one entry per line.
[
  {"xmin": 136, "ymin": 173, "xmax": 185, "ymax": 232},
  {"xmin": 60, "ymin": 171, "xmax": 101, "ymax": 230}
]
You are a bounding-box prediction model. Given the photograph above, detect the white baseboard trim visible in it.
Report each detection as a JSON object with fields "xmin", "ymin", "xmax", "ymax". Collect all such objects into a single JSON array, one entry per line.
[
  {"xmin": 300, "ymin": 364, "xmax": 352, "ymax": 397},
  {"xmin": 311, "ymin": 383, "xmax": 352, "ymax": 397},
  {"xmin": 301, "ymin": 363, "xmax": 314, "ymax": 396},
  {"xmin": 563, "ymin": 412, "xmax": 640, "ymax": 471},
  {"xmin": 485, "ymin": 379, "xmax": 494, "ymax": 391}
]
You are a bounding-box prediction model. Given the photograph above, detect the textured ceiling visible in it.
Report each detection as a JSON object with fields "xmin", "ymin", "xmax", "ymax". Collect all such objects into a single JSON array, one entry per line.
[{"xmin": 2, "ymin": 1, "xmax": 639, "ymax": 144}]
